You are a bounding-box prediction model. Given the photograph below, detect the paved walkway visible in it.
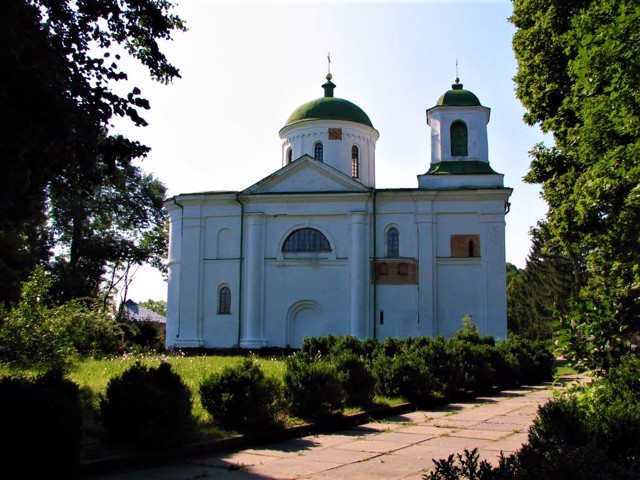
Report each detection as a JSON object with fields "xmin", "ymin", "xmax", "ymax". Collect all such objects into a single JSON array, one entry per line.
[{"xmin": 87, "ymin": 375, "xmax": 587, "ymax": 480}]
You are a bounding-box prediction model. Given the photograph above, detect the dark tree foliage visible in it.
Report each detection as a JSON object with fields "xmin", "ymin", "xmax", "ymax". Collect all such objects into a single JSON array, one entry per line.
[
  {"xmin": 507, "ymin": 229, "xmax": 579, "ymax": 340},
  {"xmin": 511, "ymin": 1, "xmax": 640, "ymax": 333},
  {"xmin": 0, "ymin": 0, "xmax": 185, "ymax": 303}
]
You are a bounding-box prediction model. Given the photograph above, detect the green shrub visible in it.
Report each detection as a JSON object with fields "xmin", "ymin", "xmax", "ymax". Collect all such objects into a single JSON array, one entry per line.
[
  {"xmin": 0, "ymin": 268, "xmax": 122, "ymax": 369},
  {"xmin": 413, "ymin": 336, "xmax": 460, "ymax": 396},
  {"xmin": 331, "ymin": 352, "xmax": 376, "ymax": 406},
  {"xmin": 100, "ymin": 361, "xmax": 194, "ymax": 448},
  {"xmin": 284, "ymin": 353, "xmax": 345, "ymax": 419},
  {"xmin": 495, "ymin": 336, "xmax": 555, "ymax": 386},
  {"xmin": 0, "ymin": 369, "xmax": 82, "ymax": 477},
  {"xmin": 448, "ymin": 340, "xmax": 496, "ymax": 394},
  {"xmin": 425, "ymin": 448, "xmax": 516, "ymax": 480},
  {"xmin": 374, "ymin": 349, "xmax": 438, "ymax": 406},
  {"xmin": 331, "ymin": 335, "xmax": 369, "ymax": 358},
  {"xmin": 199, "ymin": 357, "xmax": 284, "ymax": 431},
  {"xmin": 375, "ymin": 336, "xmax": 407, "ymax": 359},
  {"xmin": 299, "ymin": 334, "xmax": 337, "ymax": 358}
]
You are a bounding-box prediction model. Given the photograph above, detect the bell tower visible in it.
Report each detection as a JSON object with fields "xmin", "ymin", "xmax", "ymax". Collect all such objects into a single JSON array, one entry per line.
[{"xmin": 418, "ymin": 79, "xmax": 503, "ymax": 189}]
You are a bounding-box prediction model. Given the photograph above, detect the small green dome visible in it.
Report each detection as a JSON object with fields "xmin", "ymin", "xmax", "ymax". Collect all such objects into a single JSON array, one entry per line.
[
  {"xmin": 437, "ymin": 82, "xmax": 481, "ymax": 107},
  {"xmin": 284, "ymin": 97, "xmax": 374, "ymax": 128}
]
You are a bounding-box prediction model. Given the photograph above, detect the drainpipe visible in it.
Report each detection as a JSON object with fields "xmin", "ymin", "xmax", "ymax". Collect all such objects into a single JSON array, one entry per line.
[
  {"xmin": 236, "ymin": 194, "xmax": 245, "ymax": 349},
  {"xmin": 172, "ymin": 197, "xmax": 184, "ymax": 339},
  {"xmin": 372, "ymin": 189, "xmax": 378, "ymax": 340}
]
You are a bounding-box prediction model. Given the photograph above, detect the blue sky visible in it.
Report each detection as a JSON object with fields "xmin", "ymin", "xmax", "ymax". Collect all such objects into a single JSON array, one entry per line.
[{"xmin": 117, "ymin": 0, "xmax": 549, "ymax": 302}]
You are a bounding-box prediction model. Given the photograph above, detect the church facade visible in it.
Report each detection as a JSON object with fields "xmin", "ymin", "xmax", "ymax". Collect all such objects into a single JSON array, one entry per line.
[{"xmin": 165, "ymin": 75, "xmax": 512, "ymax": 349}]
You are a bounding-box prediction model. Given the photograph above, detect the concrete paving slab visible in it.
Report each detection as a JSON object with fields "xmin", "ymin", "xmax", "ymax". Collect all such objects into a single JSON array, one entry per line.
[
  {"xmin": 243, "ymin": 456, "xmax": 342, "ymax": 479},
  {"xmin": 398, "ymin": 424, "xmax": 455, "ymax": 436},
  {"xmin": 334, "ymin": 438, "xmax": 405, "ymax": 454},
  {"xmin": 297, "ymin": 433, "xmax": 361, "ymax": 448},
  {"xmin": 447, "ymin": 428, "xmax": 510, "ymax": 441},
  {"xmin": 419, "ymin": 435, "xmax": 492, "ymax": 450},
  {"xmin": 373, "ymin": 431, "xmax": 435, "ymax": 444},
  {"xmin": 301, "ymin": 446, "xmax": 375, "ymax": 464}
]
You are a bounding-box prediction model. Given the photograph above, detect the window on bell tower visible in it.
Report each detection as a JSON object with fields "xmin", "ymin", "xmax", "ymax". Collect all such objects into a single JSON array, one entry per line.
[
  {"xmin": 351, "ymin": 145, "xmax": 359, "ymax": 178},
  {"xmin": 286, "ymin": 147, "xmax": 293, "ymax": 164},
  {"xmin": 450, "ymin": 121, "xmax": 468, "ymax": 156}
]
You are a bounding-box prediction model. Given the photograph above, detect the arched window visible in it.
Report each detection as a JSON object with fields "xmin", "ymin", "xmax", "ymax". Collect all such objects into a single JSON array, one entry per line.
[
  {"xmin": 351, "ymin": 145, "xmax": 359, "ymax": 178},
  {"xmin": 283, "ymin": 228, "xmax": 331, "ymax": 252},
  {"xmin": 378, "ymin": 263, "xmax": 389, "ymax": 275},
  {"xmin": 398, "ymin": 262, "xmax": 408, "ymax": 276},
  {"xmin": 386, "ymin": 227, "xmax": 399, "ymax": 258},
  {"xmin": 218, "ymin": 286, "xmax": 231, "ymax": 314},
  {"xmin": 286, "ymin": 147, "xmax": 293, "ymax": 164},
  {"xmin": 450, "ymin": 121, "xmax": 468, "ymax": 156},
  {"xmin": 314, "ymin": 142, "xmax": 324, "ymax": 161}
]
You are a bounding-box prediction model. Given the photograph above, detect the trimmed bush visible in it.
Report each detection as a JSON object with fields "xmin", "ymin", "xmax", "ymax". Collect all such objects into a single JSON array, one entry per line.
[
  {"xmin": 374, "ymin": 348, "xmax": 438, "ymax": 406},
  {"xmin": 496, "ymin": 336, "xmax": 555, "ymax": 386},
  {"xmin": 199, "ymin": 357, "xmax": 284, "ymax": 431},
  {"xmin": 332, "ymin": 352, "xmax": 376, "ymax": 407},
  {"xmin": 100, "ymin": 361, "xmax": 194, "ymax": 448},
  {"xmin": 448, "ymin": 340, "xmax": 496, "ymax": 394},
  {"xmin": 299, "ymin": 334, "xmax": 337, "ymax": 358},
  {"xmin": 284, "ymin": 353, "xmax": 345, "ymax": 419},
  {"xmin": 0, "ymin": 369, "xmax": 82, "ymax": 477}
]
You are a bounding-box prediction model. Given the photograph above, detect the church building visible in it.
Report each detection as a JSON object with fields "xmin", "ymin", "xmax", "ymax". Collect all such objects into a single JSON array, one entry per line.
[{"xmin": 165, "ymin": 74, "xmax": 512, "ymax": 349}]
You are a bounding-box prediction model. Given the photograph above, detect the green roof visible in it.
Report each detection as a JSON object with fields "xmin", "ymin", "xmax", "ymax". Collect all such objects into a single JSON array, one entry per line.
[
  {"xmin": 437, "ymin": 82, "xmax": 481, "ymax": 107},
  {"xmin": 284, "ymin": 97, "xmax": 374, "ymax": 128},
  {"xmin": 426, "ymin": 161, "xmax": 498, "ymax": 175}
]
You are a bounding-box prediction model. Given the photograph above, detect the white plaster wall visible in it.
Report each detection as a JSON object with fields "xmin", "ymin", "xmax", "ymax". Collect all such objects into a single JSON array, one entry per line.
[
  {"xmin": 279, "ymin": 120, "xmax": 378, "ymax": 187},
  {"xmin": 436, "ymin": 259, "xmax": 484, "ymax": 337},
  {"xmin": 264, "ymin": 260, "xmax": 350, "ymax": 347},
  {"xmin": 202, "ymin": 260, "xmax": 240, "ymax": 347},
  {"xmin": 427, "ymin": 106, "xmax": 490, "ymax": 164},
  {"xmin": 435, "ymin": 213, "xmax": 480, "ymax": 257},
  {"xmin": 375, "ymin": 285, "xmax": 419, "ymax": 339}
]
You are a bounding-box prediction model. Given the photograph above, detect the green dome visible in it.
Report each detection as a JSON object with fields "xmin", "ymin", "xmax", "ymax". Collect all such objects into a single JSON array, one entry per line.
[
  {"xmin": 284, "ymin": 96, "xmax": 374, "ymax": 128},
  {"xmin": 437, "ymin": 82, "xmax": 481, "ymax": 107}
]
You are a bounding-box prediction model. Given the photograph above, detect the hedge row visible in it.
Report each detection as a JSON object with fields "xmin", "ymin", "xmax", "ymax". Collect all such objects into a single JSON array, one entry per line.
[{"xmin": 0, "ymin": 332, "xmax": 554, "ymax": 476}]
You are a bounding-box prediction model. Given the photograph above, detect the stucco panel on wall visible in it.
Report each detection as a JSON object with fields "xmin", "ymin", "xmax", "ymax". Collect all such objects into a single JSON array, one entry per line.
[
  {"xmin": 375, "ymin": 285, "xmax": 419, "ymax": 339},
  {"xmin": 436, "ymin": 261, "xmax": 483, "ymax": 337},
  {"xmin": 202, "ymin": 260, "xmax": 240, "ymax": 347},
  {"xmin": 263, "ymin": 260, "xmax": 349, "ymax": 347}
]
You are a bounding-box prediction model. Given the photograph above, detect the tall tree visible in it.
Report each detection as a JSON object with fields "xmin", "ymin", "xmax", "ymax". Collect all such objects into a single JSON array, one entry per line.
[
  {"xmin": 510, "ymin": 0, "xmax": 640, "ymax": 331},
  {"xmin": 0, "ymin": 0, "xmax": 185, "ymax": 303},
  {"xmin": 507, "ymin": 229, "xmax": 579, "ymax": 340}
]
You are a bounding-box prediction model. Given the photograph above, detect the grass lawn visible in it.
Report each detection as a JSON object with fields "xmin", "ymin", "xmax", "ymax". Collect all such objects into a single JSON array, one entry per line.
[{"xmin": 66, "ymin": 352, "xmax": 288, "ymax": 422}]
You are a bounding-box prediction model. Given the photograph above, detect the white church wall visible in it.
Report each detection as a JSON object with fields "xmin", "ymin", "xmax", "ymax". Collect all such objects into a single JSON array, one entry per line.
[
  {"xmin": 436, "ymin": 259, "xmax": 484, "ymax": 337},
  {"xmin": 204, "ymin": 216, "xmax": 242, "ymax": 259},
  {"xmin": 202, "ymin": 259, "xmax": 240, "ymax": 347},
  {"xmin": 264, "ymin": 260, "xmax": 350, "ymax": 348},
  {"xmin": 375, "ymin": 285, "xmax": 419, "ymax": 338},
  {"xmin": 435, "ymin": 213, "xmax": 481, "ymax": 258},
  {"xmin": 280, "ymin": 120, "xmax": 378, "ymax": 187},
  {"xmin": 428, "ymin": 107, "xmax": 490, "ymax": 164}
]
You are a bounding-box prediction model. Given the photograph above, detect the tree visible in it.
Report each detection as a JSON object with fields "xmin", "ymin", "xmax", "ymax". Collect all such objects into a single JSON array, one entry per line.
[
  {"xmin": 138, "ymin": 299, "xmax": 167, "ymax": 317},
  {"xmin": 48, "ymin": 159, "xmax": 168, "ymax": 303},
  {"xmin": 510, "ymin": 1, "xmax": 640, "ymax": 342},
  {"xmin": 0, "ymin": 0, "xmax": 185, "ymax": 304},
  {"xmin": 507, "ymin": 229, "xmax": 579, "ymax": 340}
]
